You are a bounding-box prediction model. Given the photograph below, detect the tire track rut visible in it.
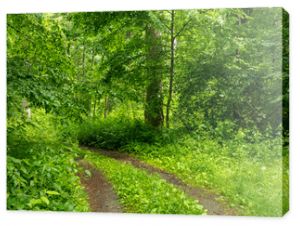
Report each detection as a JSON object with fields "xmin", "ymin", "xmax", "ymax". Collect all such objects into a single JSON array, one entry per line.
[
  {"xmin": 81, "ymin": 146, "xmax": 237, "ymax": 215},
  {"xmin": 78, "ymin": 160, "xmax": 122, "ymax": 213}
]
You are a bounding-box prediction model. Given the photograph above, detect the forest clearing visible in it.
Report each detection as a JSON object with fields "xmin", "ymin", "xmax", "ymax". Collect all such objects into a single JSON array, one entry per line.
[{"xmin": 7, "ymin": 8, "xmax": 289, "ymax": 216}]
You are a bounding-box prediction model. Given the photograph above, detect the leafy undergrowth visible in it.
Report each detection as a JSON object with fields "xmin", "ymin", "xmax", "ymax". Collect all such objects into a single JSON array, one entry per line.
[
  {"xmin": 7, "ymin": 109, "xmax": 89, "ymax": 211},
  {"xmin": 76, "ymin": 117, "xmax": 158, "ymax": 150},
  {"xmin": 76, "ymin": 117, "xmax": 288, "ymax": 216},
  {"xmin": 80, "ymin": 148, "xmax": 206, "ymax": 215},
  {"xmin": 123, "ymin": 134, "xmax": 288, "ymax": 216}
]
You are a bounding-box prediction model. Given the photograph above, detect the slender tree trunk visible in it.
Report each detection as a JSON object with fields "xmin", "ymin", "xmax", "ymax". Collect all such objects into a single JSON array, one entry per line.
[
  {"xmin": 93, "ymin": 86, "xmax": 98, "ymax": 117},
  {"xmin": 81, "ymin": 40, "xmax": 92, "ymax": 115},
  {"xmin": 93, "ymin": 95, "xmax": 97, "ymax": 117},
  {"xmin": 144, "ymin": 25, "xmax": 164, "ymax": 128},
  {"xmin": 98, "ymin": 94, "xmax": 102, "ymax": 115},
  {"xmin": 104, "ymin": 95, "xmax": 109, "ymax": 118},
  {"xmin": 166, "ymin": 10, "xmax": 175, "ymax": 128},
  {"xmin": 90, "ymin": 48, "xmax": 95, "ymax": 116}
]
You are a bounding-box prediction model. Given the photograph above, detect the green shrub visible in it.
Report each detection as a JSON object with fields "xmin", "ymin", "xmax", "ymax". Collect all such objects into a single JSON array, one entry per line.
[
  {"xmin": 7, "ymin": 108, "xmax": 89, "ymax": 211},
  {"xmin": 76, "ymin": 117, "xmax": 158, "ymax": 149},
  {"xmin": 7, "ymin": 147, "xmax": 89, "ymax": 211}
]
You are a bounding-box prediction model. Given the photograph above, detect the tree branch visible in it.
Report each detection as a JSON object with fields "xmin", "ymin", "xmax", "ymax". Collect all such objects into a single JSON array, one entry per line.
[
  {"xmin": 160, "ymin": 21, "xmax": 171, "ymax": 32},
  {"xmin": 152, "ymin": 13, "xmax": 171, "ymax": 32},
  {"xmin": 174, "ymin": 18, "xmax": 193, "ymax": 38}
]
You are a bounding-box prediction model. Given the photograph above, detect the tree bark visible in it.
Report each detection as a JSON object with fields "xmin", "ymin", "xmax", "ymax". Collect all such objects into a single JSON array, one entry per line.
[
  {"xmin": 93, "ymin": 94, "xmax": 97, "ymax": 117},
  {"xmin": 104, "ymin": 95, "xmax": 109, "ymax": 119},
  {"xmin": 166, "ymin": 10, "xmax": 175, "ymax": 128},
  {"xmin": 144, "ymin": 25, "xmax": 164, "ymax": 128}
]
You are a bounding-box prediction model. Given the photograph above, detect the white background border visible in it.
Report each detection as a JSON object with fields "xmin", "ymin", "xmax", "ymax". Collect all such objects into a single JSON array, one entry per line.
[{"xmin": 0, "ymin": 1, "xmax": 298, "ymax": 225}]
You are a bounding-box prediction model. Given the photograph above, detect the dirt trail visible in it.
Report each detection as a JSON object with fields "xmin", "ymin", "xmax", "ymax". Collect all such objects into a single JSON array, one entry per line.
[
  {"xmin": 77, "ymin": 160, "xmax": 122, "ymax": 213},
  {"xmin": 81, "ymin": 146, "xmax": 237, "ymax": 216}
]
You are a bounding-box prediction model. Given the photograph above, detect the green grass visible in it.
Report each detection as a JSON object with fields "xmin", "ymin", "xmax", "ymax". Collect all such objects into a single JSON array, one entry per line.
[
  {"xmin": 123, "ymin": 135, "xmax": 288, "ymax": 216},
  {"xmin": 80, "ymin": 148, "xmax": 206, "ymax": 215},
  {"xmin": 75, "ymin": 117, "xmax": 288, "ymax": 216}
]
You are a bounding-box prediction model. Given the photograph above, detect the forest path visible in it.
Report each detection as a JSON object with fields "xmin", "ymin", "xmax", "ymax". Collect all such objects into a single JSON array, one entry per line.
[
  {"xmin": 77, "ymin": 159, "xmax": 122, "ymax": 213},
  {"xmin": 81, "ymin": 146, "xmax": 237, "ymax": 216}
]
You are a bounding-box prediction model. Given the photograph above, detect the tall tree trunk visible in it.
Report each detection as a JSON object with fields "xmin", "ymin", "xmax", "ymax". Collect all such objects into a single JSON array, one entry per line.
[
  {"xmin": 166, "ymin": 10, "xmax": 175, "ymax": 128},
  {"xmin": 81, "ymin": 40, "xmax": 92, "ymax": 115},
  {"xmin": 93, "ymin": 81, "xmax": 98, "ymax": 117},
  {"xmin": 144, "ymin": 25, "xmax": 164, "ymax": 128},
  {"xmin": 104, "ymin": 95, "xmax": 110, "ymax": 119},
  {"xmin": 93, "ymin": 93, "xmax": 97, "ymax": 117},
  {"xmin": 90, "ymin": 48, "xmax": 95, "ymax": 117}
]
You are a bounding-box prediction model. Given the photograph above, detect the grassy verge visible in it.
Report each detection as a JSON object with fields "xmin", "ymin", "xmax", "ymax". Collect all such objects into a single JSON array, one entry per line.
[
  {"xmin": 123, "ymin": 135, "xmax": 287, "ymax": 216},
  {"xmin": 75, "ymin": 117, "xmax": 288, "ymax": 216},
  {"xmin": 80, "ymin": 148, "xmax": 206, "ymax": 215}
]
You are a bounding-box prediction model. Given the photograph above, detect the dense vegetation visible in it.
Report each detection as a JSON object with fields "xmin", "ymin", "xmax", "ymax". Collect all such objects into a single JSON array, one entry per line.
[
  {"xmin": 7, "ymin": 110, "xmax": 89, "ymax": 211},
  {"xmin": 82, "ymin": 148, "xmax": 206, "ymax": 214},
  {"xmin": 7, "ymin": 8, "xmax": 288, "ymax": 216}
]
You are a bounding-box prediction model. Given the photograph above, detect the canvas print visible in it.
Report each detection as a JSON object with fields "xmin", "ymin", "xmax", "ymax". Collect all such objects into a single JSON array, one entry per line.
[{"xmin": 7, "ymin": 7, "xmax": 289, "ymax": 216}]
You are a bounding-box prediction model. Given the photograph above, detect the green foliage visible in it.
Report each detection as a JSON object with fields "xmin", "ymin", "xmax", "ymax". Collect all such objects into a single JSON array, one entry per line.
[
  {"xmin": 175, "ymin": 8, "xmax": 285, "ymax": 134},
  {"xmin": 7, "ymin": 14, "xmax": 91, "ymax": 120},
  {"xmin": 7, "ymin": 8, "xmax": 288, "ymax": 216},
  {"xmin": 7, "ymin": 109, "xmax": 89, "ymax": 211},
  {"xmin": 76, "ymin": 117, "xmax": 158, "ymax": 149},
  {"xmin": 125, "ymin": 131, "xmax": 287, "ymax": 216},
  {"xmin": 81, "ymin": 149, "xmax": 206, "ymax": 214}
]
